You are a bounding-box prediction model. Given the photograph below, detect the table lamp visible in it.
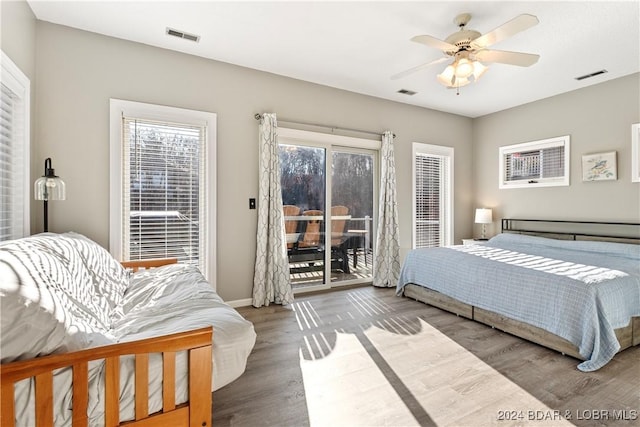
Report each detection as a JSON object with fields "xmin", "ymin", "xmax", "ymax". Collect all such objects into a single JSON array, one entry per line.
[{"xmin": 474, "ymin": 208, "xmax": 492, "ymax": 240}]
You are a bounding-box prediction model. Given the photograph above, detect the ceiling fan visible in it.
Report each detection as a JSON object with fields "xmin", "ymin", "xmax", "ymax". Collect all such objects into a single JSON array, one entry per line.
[{"xmin": 392, "ymin": 13, "xmax": 540, "ymax": 92}]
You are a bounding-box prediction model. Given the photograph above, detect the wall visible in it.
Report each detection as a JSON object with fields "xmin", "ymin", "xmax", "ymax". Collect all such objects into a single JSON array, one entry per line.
[
  {"xmin": 1, "ymin": 0, "xmax": 36, "ymax": 74},
  {"xmin": 34, "ymin": 21, "xmax": 474, "ymax": 302},
  {"xmin": 472, "ymin": 73, "xmax": 640, "ymax": 236},
  {"xmin": 1, "ymin": 0, "xmax": 37, "ymax": 230}
]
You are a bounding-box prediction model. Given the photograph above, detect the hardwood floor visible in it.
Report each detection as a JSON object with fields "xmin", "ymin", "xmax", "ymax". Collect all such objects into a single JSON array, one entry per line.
[{"xmin": 213, "ymin": 286, "xmax": 640, "ymax": 427}]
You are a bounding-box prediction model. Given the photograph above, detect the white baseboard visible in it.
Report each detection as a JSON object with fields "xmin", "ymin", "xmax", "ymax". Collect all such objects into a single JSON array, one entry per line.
[{"xmin": 225, "ymin": 298, "xmax": 253, "ymax": 308}]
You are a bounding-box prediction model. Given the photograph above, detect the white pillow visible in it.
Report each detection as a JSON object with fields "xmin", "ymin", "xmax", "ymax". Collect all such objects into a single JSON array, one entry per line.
[{"xmin": 0, "ymin": 251, "xmax": 113, "ymax": 363}]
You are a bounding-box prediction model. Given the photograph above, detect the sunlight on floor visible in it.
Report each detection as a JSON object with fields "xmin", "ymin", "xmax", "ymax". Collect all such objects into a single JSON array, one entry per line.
[{"xmin": 299, "ymin": 317, "xmax": 574, "ymax": 427}]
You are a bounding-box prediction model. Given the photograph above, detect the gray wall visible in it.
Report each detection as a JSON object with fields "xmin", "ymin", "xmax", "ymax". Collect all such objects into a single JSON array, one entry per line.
[
  {"xmin": 1, "ymin": 0, "xmax": 36, "ymax": 74},
  {"xmin": 33, "ymin": 21, "xmax": 473, "ymax": 302},
  {"xmin": 472, "ymin": 74, "xmax": 640, "ymax": 236}
]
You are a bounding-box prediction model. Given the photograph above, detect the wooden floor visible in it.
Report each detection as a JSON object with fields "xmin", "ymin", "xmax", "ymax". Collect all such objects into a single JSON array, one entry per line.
[{"xmin": 213, "ymin": 286, "xmax": 640, "ymax": 427}]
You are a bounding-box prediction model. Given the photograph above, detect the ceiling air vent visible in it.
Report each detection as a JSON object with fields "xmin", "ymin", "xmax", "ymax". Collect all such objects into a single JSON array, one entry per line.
[
  {"xmin": 397, "ymin": 89, "xmax": 417, "ymax": 96},
  {"xmin": 574, "ymin": 69, "xmax": 608, "ymax": 81},
  {"xmin": 166, "ymin": 27, "xmax": 200, "ymax": 43}
]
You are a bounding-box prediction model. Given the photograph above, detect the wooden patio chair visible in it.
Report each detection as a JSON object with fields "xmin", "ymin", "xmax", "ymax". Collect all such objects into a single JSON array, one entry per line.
[
  {"xmin": 283, "ymin": 205, "xmax": 301, "ymax": 249},
  {"xmin": 298, "ymin": 210, "xmax": 323, "ymax": 248},
  {"xmin": 330, "ymin": 206, "xmax": 350, "ymax": 273}
]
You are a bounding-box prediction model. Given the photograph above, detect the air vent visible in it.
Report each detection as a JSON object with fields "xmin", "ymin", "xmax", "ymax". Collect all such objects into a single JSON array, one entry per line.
[
  {"xmin": 575, "ymin": 69, "xmax": 608, "ymax": 81},
  {"xmin": 397, "ymin": 89, "xmax": 417, "ymax": 96},
  {"xmin": 166, "ymin": 27, "xmax": 200, "ymax": 43}
]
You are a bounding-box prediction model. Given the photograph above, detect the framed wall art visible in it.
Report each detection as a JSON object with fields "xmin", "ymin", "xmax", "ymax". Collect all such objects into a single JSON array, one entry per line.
[{"xmin": 582, "ymin": 151, "xmax": 617, "ymax": 182}]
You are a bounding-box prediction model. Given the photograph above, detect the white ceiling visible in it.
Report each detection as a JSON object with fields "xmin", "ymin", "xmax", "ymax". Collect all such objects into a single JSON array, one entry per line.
[{"xmin": 27, "ymin": 1, "xmax": 640, "ymax": 118}]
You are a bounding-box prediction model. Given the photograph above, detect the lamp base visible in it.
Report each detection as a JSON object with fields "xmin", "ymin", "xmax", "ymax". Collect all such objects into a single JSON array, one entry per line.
[{"xmin": 44, "ymin": 200, "xmax": 48, "ymax": 232}]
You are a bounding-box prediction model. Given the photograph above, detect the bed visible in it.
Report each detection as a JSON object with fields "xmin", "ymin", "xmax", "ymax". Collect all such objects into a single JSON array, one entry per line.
[
  {"xmin": 0, "ymin": 232, "xmax": 257, "ymax": 426},
  {"xmin": 397, "ymin": 219, "xmax": 640, "ymax": 371}
]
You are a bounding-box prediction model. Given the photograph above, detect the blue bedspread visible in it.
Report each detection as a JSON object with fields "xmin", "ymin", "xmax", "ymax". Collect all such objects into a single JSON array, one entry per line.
[{"xmin": 397, "ymin": 233, "xmax": 640, "ymax": 371}]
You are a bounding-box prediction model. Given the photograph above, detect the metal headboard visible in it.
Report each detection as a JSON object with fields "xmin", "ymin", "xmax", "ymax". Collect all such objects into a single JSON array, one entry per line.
[{"xmin": 501, "ymin": 219, "xmax": 640, "ymax": 244}]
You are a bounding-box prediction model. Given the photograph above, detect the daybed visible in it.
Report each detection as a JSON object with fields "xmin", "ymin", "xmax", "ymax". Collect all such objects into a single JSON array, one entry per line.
[
  {"xmin": 397, "ymin": 219, "xmax": 640, "ymax": 371},
  {"xmin": 0, "ymin": 232, "xmax": 256, "ymax": 426}
]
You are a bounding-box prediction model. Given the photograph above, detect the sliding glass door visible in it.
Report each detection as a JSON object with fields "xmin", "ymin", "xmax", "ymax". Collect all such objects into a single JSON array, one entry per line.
[
  {"xmin": 278, "ymin": 129, "xmax": 377, "ymax": 290},
  {"xmin": 330, "ymin": 150, "xmax": 374, "ymax": 283}
]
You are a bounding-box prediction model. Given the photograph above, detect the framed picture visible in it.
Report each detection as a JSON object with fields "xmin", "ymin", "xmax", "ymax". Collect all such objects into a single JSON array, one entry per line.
[
  {"xmin": 582, "ymin": 151, "xmax": 617, "ymax": 181},
  {"xmin": 632, "ymin": 123, "xmax": 640, "ymax": 183}
]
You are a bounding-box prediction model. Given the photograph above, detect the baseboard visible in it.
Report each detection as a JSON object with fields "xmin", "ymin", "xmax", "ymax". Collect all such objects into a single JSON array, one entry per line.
[
  {"xmin": 225, "ymin": 283, "xmax": 372, "ymax": 308},
  {"xmin": 226, "ymin": 298, "xmax": 253, "ymax": 308}
]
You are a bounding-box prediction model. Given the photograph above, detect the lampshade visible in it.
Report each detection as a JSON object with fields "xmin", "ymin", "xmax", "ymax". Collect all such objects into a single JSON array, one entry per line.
[
  {"xmin": 35, "ymin": 159, "xmax": 66, "ymax": 201},
  {"xmin": 474, "ymin": 208, "xmax": 493, "ymax": 224},
  {"xmin": 455, "ymin": 58, "xmax": 474, "ymax": 78},
  {"xmin": 472, "ymin": 61, "xmax": 488, "ymax": 81},
  {"xmin": 34, "ymin": 157, "xmax": 65, "ymax": 233},
  {"xmin": 436, "ymin": 65, "xmax": 455, "ymax": 86}
]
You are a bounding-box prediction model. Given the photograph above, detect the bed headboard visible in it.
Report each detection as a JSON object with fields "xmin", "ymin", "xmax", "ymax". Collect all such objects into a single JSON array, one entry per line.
[{"xmin": 501, "ymin": 219, "xmax": 640, "ymax": 244}]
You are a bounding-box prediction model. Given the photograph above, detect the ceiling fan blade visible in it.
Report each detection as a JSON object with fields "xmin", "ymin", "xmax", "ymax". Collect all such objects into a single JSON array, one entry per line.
[
  {"xmin": 474, "ymin": 49, "xmax": 539, "ymax": 67},
  {"xmin": 411, "ymin": 35, "xmax": 457, "ymax": 52},
  {"xmin": 471, "ymin": 14, "xmax": 539, "ymax": 49},
  {"xmin": 391, "ymin": 57, "xmax": 449, "ymax": 80}
]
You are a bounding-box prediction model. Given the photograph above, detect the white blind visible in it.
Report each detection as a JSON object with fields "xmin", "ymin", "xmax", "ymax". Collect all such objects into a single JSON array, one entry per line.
[
  {"xmin": 504, "ymin": 146, "xmax": 564, "ymax": 183},
  {"xmin": 500, "ymin": 136, "xmax": 569, "ymax": 188},
  {"xmin": 0, "ymin": 82, "xmax": 26, "ymax": 241},
  {"xmin": 415, "ymin": 152, "xmax": 450, "ymax": 248},
  {"xmin": 122, "ymin": 117, "xmax": 206, "ymax": 268}
]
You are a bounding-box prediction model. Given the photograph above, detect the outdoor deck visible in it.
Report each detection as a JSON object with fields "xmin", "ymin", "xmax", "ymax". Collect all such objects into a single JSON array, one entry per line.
[{"xmin": 290, "ymin": 248, "xmax": 373, "ymax": 288}]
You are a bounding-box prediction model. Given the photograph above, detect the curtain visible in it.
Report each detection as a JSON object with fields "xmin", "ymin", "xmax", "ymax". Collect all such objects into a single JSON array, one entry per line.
[
  {"xmin": 373, "ymin": 131, "xmax": 401, "ymax": 287},
  {"xmin": 252, "ymin": 113, "xmax": 294, "ymax": 307}
]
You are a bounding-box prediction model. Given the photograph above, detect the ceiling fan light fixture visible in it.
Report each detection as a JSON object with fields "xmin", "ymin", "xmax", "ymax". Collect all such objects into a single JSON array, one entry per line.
[
  {"xmin": 472, "ymin": 61, "xmax": 488, "ymax": 81},
  {"xmin": 437, "ymin": 64, "xmax": 456, "ymax": 86},
  {"xmin": 454, "ymin": 58, "xmax": 474, "ymax": 78}
]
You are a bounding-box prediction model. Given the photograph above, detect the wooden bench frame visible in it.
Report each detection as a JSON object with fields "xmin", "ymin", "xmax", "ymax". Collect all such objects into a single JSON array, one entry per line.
[{"xmin": 0, "ymin": 258, "xmax": 212, "ymax": 427}]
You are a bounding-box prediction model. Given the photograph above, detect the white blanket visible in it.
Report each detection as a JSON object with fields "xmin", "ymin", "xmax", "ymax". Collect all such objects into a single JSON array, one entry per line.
[{"xmin": 114, "ymin": 263, "xmax": 256, "ymax": 392}]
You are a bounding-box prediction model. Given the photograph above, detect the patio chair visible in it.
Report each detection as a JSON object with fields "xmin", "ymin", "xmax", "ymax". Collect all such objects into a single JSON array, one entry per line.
[
  {"xmin": 283, "ymin": 205, "xmax": 301, "ymax": 249},
  {"xmin": 287, "ymin": 209, "xmax": 324, "ymax": 273},
  {"xmin": 330, "ymin": 206, "xmax": 350, "ymax": 273},
  {"xmin": 298, "ymin": 209, "xmax": 323, "ymax": 249}
]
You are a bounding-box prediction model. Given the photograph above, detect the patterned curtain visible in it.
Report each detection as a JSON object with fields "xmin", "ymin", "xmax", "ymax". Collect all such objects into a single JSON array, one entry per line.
[
  {"xmin": 373, "ymin": 131, "xmax": 401, "ymax": 287},
  {"xmin": 252, "ymin": 113, "xmax": 294, "ymax": 307}
]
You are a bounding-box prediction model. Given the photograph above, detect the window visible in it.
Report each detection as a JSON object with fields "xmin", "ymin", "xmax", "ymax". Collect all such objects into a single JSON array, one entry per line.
[
  {"xmin": 413, "ymin": 143, "xmax": 453, "ymax": 249},
  {"xmin": 110, "ymin": 100, "xmax": 216, "ymax": 283},
  {"xmin": 499, "ymin": 135, "xmax": 570, "ymax": 188},
  {"xmin": 0, "ymin": 51, "xmax": 30, "ymax": 241}
]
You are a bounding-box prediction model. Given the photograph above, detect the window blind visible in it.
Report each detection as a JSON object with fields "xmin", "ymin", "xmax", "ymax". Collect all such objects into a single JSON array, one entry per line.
[
  {"xmin": 500, "ymin": 136, "xmax": 569, "ymax": 188},
  {"xmin": 415, "ymin": 152, "xmax": 450, "ymax": 248},
  {"xmin": 504, "ymin": 146, "xmax": 564, "ymax": 182},
  {"xmin": 122, "ymin": 117, "xmax": 206, "ymax": 268},
  {"xmin": 0, "ymin": 82, "xmax": 25, "ymax": 241}
]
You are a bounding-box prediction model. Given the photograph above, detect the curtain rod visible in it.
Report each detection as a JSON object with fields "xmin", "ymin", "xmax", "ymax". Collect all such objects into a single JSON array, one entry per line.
[{"xmin": 253, "ymin": 113, "xmax": 395, "ymax": 138}]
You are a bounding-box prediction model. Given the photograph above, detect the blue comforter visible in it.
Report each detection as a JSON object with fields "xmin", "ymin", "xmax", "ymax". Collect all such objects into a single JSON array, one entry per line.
[{"xmin": 397, "ymin": 233, "xmax": 640, "ymax": 371}]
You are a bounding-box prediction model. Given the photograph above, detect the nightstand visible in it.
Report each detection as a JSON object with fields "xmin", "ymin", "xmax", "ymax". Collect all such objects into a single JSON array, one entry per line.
[{"xmin": 462, "ymin": 238, "xmax": 488, "ymax": 246}]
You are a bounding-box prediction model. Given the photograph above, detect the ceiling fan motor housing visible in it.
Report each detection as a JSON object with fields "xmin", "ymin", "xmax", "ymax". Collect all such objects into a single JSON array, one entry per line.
[{"xmin": 444, "ymin": 29, "xmax": 482, "ymax": 55}]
